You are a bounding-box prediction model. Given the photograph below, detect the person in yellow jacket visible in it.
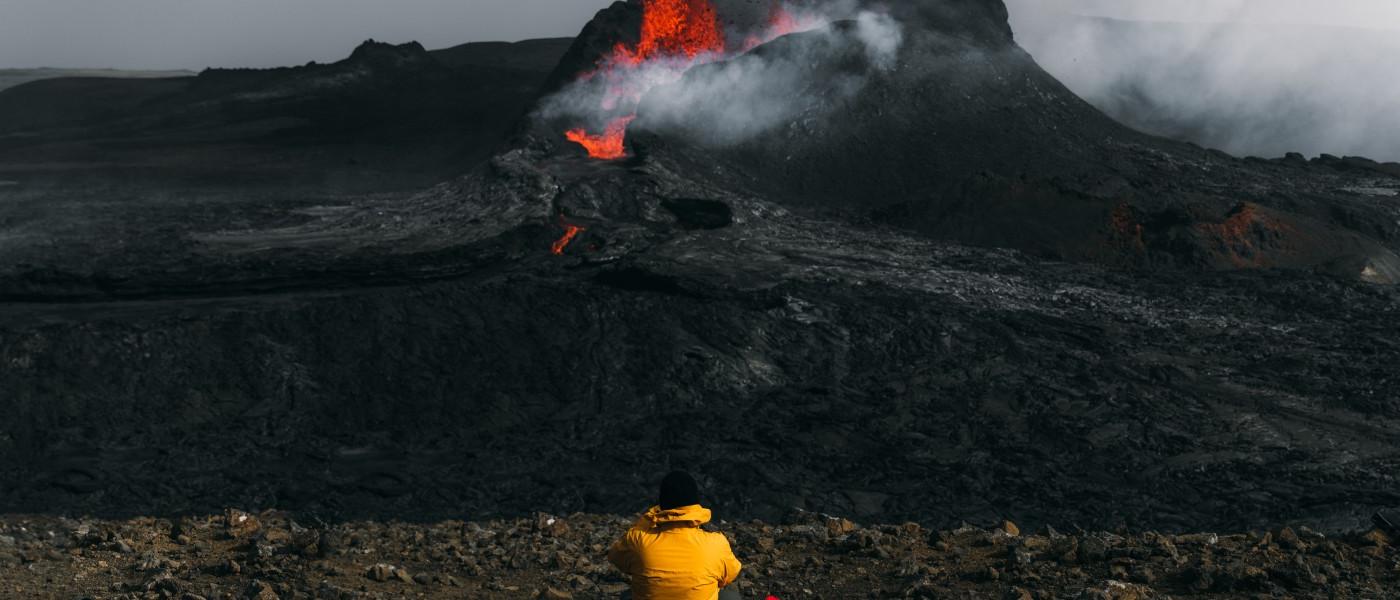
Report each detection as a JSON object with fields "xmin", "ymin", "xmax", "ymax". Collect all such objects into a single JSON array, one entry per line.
[{"xmin": 608, "ymin": 471, "xmax": 744, "ymax": 600}]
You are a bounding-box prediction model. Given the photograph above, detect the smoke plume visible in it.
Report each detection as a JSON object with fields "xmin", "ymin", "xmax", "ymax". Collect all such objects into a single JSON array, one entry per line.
[{"xmin": 1007, "ymin": 0, "xmax": 1400, "ymax": 161}]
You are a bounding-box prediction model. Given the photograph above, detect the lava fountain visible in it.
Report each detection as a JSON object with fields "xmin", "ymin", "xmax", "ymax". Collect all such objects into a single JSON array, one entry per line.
[{"xmin": 565, "ymin": 116, "xmax": 637, "ymax": 160}]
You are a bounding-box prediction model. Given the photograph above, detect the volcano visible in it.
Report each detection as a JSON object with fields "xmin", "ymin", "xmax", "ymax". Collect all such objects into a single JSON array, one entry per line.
[{"xmin": 0, "ymin": 0, "xmax": 1398, "ymax": 542}]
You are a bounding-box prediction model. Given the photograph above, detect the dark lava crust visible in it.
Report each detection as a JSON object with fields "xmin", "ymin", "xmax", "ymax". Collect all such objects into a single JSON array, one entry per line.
[{"xmin": 1, "ymin": 0, "xmax": 1399, "ymax": 539}]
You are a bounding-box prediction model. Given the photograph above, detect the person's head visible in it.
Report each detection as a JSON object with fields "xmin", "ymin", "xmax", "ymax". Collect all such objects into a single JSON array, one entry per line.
[{"xmin": 658, "ymin": 470, "xmax": 700, "ymax": 510}]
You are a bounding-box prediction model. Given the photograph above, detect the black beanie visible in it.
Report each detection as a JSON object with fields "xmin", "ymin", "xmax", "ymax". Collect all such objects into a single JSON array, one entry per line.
[{"xmin": 658, "ymin": 471, "xmax": 700, "ymax": 509}]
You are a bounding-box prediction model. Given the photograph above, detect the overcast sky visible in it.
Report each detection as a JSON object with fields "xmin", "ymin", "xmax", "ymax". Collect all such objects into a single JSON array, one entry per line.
[{"xmin": 2, "ymin": 0, "xmax": 1400, "ymax": 70}]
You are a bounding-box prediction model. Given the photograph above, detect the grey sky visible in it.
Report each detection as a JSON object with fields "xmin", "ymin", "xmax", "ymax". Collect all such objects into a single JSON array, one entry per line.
[
  {"xmin": 0, "ymin": 0, "xmax": 613, "ymax": 70},
  {"xmin": 2, "ymin": 0, "xmax": 1399, "ymax": 70}
]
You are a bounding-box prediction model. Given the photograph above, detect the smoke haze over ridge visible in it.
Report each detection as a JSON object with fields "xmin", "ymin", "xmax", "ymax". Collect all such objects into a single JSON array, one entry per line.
[{"xmin": 1007, "ymin": 0, "xmax": 1400, "ymax": 161}]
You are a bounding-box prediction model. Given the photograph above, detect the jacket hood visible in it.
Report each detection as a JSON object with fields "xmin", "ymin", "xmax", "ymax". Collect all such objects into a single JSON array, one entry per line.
[{"xmin": 642, "ymin": 504, "xmax": 712, "ymax": 528}]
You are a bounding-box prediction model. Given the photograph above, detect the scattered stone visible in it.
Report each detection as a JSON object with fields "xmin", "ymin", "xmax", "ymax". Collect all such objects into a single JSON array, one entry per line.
[
  {"xmin": 1363, "ymin": 529, "xmax": 1391, "ymax": 548},
  {"xmin": 826, "ymin": 518, "xmax": 857, "ymax": 536},
  {"xmin": 245, "ymin": 580, "xmax": 278, "ymax": 600},
  {"xmin": 224, "ymin": 509, "xmax": 261, "ymax": 540},
  {"xmin": 538, "ymin": 587, "xmax": 573, "ymax": 599},
  {"xmin": 366, "ymin": 563, "xmax": 395, "ymax": 582},
  {"xmin": 0, "ymin": 512, "xmax": 1395, "ymax": 598}
]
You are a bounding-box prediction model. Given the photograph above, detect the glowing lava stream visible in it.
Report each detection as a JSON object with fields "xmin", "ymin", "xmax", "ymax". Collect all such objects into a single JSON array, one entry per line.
[
  {"xmin": 565, "ymin": 116, "xmax": 636, "ymax": 161},
  {"xmin": 551, "ymin": 224, "xmax": 586, "ymax": 255},
  {"xmin": 564, "ymin": 0, "xmax": 808, "ymax": 159}
]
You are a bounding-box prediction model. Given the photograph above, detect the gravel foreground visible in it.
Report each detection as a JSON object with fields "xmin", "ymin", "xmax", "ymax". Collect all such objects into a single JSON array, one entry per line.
[{"xmin": 2, "ymin": 511, "xmax": 1398, "ymax": 599}]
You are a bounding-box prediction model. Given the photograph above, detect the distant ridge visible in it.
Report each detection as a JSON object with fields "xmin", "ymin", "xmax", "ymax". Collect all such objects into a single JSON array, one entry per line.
[{"xmin": 0, "ymin": 68, "xmax": 195, "ymax": 93}]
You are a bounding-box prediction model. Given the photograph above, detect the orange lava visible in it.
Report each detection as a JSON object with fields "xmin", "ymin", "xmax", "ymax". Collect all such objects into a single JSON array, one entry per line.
[
  {"xmin": 565, "ymin": 0, "xmax": 728, "ymax": 158},
  {"xmin": 565, "ymin": 116, "xmax": 637, "ymax": 159},
  {"xmin": 614, "ymin": 0, "xmax": 727, "ymax": 65},
  {"xmin": 551, "ymin": 224, "xmax": 586, "ymax": 255}
]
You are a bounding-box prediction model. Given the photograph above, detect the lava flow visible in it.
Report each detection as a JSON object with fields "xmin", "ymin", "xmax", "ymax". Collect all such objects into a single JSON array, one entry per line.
[
  {"xmin": 551, "ymin": 223, "xmax": 586, "ymax": 255},
  {"xmin": 565, "ymin": 116, "xmax": 636, "ymax": 160}
]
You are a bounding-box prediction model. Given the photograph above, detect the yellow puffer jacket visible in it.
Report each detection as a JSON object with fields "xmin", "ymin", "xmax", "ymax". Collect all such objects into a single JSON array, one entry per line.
[{"xmin": 606, "ymin": 504, "xmax": 743, "ymax": 600}]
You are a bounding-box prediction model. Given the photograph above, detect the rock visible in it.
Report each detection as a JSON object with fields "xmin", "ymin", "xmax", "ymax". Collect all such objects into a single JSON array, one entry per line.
[
  {"xmin": 170, "ymin": 517, "xmax": 196, "ymax": 541},
  {"xmin": 1005, "ymin": 586, "xmax": 1032, "ymax": 600},
  {"xmin": 224, "ymin": 509, "xmax": 261, "ymax": 540},
  {"xmin": 1150, "ymin": 535, "xmax": 1179, "ymax": 561},
  {"xmin": 1276, "ymin": 527, "xmax": 1305, "ymax": 550},
  {"xmin": 536, "ymin": 514, "xmax": 570, "ymax": 537},
  {"xmin": 1084, "ymin": 580, "xmax": 1153, "ymax": 600},
  {"xmin": 1079, "ymin": 536, "xmax": 1109, "ymax": 562},
  {"xmin": 826, "ymin": 518, "xmax": 857, "ymax": 536},
  {"xmin": 538, "ymin": 587, "xmax": 573, "ymax": 599},
  {"xmin": 1223, "ymin": 561, "xmax": 1269, "ymax": 590},
  {"xmin": 135, "ymin": 550, "xmax": 165, "ymax": 571},
  {"xmin": 262, "ymin": 527, "xmax": 293, "ymax": 548},
  {"xmin": 1363, "ymin": 529, "xmax": 1391, "ymax": 548},
  {"xmin": 245, "ymin": 580, "xmax": 278, "ymax": 600},
  {"xmin": 1296, "ymin": 526, "xmax": 1326, "ymax": 543},
  {"xmin": 393, "ymin": 567, "xmax": 415, "ymax": 583},
  {"xmin": 412, "ymin": 572, "xmax": 434, "ymax": 585},
  {"xmin": 318, "ymin": 530, "xmax": 344, "ymax": 557},
  {"xmin": 366, "ymin": 563, "xmax": 395, "ymax": 582}
]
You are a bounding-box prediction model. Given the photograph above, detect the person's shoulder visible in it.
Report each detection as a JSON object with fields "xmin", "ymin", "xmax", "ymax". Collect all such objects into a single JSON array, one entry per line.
[{"xmin": 701, "ymin": 528, "xmax": 734, "ymax": 547}]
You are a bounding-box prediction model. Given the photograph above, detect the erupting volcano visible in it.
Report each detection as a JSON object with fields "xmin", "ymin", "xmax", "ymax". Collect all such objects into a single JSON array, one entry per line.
[{"xmin": 562, "ymin": 0, "xmax": 819, "ymax": 159}]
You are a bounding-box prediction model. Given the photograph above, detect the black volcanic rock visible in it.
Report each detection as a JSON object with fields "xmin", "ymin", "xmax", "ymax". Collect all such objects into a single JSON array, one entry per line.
[{"xmin": 347, "ymin": 39, "xmax": 432, "ymax": 65}]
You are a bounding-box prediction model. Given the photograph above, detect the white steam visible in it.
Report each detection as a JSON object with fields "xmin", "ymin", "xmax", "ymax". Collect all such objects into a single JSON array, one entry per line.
[
  {"xmin": 536, "ymin": 3, "xmax": 904, "ymax": 149},
  {"xmin": 856, "ymin": 10, "xmax": 904, "ymax": 69},
  {"xmin": 1007, "ymin": 0, "xmax": 1400, "ymax": 161}
]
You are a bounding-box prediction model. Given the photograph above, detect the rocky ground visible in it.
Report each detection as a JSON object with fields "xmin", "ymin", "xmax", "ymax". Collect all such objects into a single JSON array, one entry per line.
[
  {"xmin": 4, "ymin": 0, "xmax": 1400, "ymax": 587},
  {"xmin": 2, "ymin": 510, "xmax": 1398, "ymax": 599}
]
